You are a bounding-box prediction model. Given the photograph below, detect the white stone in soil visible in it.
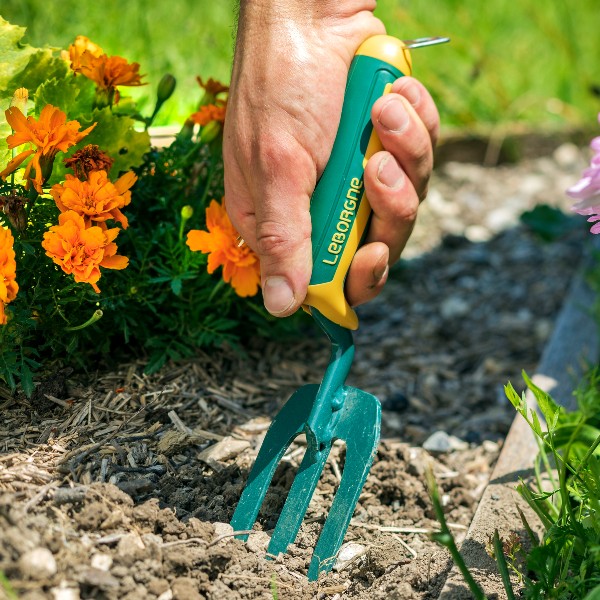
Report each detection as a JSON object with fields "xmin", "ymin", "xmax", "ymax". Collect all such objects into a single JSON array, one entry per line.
[
  {"xmin": 553, "ymin": 142, "xmax": 583, "ymax": 169},
  {"xmin": 213, "ymin": 521, "xmax": 234, "ymax": 540},
  {"xmin": 440, "ymin": 296, "xmax": 471, "ymax": 319},
  {"xmin": 246, "ymin": 531, "xmax": 271, "ymax": 554},
  {"xmin": 90, "ymin": 552, "xmax": 113, "ymax": 571},
  {"xmin": 423, "ymin": 430, "xmax": 468, "ymax": 454},
  {"xmin": 426, "ymin": 188, "xmax": 461, "ymax": 217},
  {"xmin": 333, "ymin": 541, "xmax": 367, "ymax": 571},
  {"xmin": 116, "ymin": 532, "xmax": 145, "ymax": 557},
  {"xmin": 18, "ymin": 547, "xmax": 57, "ymax": 580},
  {"xmin": 51, "ymin": 583, "xmax": 80, "ymax": 600},
  {"xmin": 485, "ymin": 207, "xmax": 518, "ymax": 233},
  {"xmin": 464, "ymin": 225, "xmax": 492, "ymax": 242}
]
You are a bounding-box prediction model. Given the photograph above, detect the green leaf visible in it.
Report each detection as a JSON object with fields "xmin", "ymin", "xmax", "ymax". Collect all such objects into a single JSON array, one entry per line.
[
  {"xmin": 492, "ymin": 530, "xmax": 516, "ymax": 600},
  {"xmin": 520, "ymin": 203, "xmax": 580, "ymax": 242},
  {"xmin": 34, "ymin": 75, "xmax": 95, "ymax": 118},
  {"xmin": 523, "ymin": 371, "xmax": 562, "ymax": 427},
  {"xmin": 504, "ymin": 382, "xmax": 524, "ymax": 413},
  {"xmin": 0, "ymin": 17, "xmax": 38, "ymax": 97},
  {"xmin": 0, "ymin": 100, "xmax": 9, "ymax": 171},
  {"xmin": 583, "ymin": 586, "xmax": 600, "ymax": 600},
  {"xmin": 51, "ymin": 107, "xmax": 150, "ymax": 182},
  {"xmin": 170, "ymin": 278, "xmax": 182, "ymax": 296},
  {"xmin": 6, "ymin": 49, "xmax": 68, "ymax": 98},
  {"xmin": 19, "ymin": 361, "xmax": 34, "ymax": 398}
]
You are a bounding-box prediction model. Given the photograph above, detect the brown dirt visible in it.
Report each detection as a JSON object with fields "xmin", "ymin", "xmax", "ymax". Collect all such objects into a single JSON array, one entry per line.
[{"xmin": 0, "ymin": 144, "xmax": 590, "ymax": 599}]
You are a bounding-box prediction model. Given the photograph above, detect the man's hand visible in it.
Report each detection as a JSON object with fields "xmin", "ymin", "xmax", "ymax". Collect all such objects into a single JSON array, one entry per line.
[{"xmin": 223, "ymin": 1, "xmax": 440, "ymax": 316}]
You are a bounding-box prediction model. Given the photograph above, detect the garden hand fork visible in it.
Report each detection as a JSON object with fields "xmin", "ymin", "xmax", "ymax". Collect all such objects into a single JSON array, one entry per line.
[{"xmin": 231, "ymin": 35, "xmax": 448, "ymax": 581}]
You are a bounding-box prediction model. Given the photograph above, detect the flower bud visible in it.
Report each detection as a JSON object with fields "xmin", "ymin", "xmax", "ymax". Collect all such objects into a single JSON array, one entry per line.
[
  {"xmin": 10, "ymin": 88, "xmax": 28, "ymax": 113},
  {"xmin": 199, "ymin": 121, "xmax": 222, "ymax": 144},
  {"xmin": 157, "ymin": 74, "xmax": 176, "ymax": 104},
  {"xmin": 8, "ymin": 206, "xmax": 27, "ymax": 232},
  {"xmin": 181, "ymin": 205, "xmax": 194, "ymax": 221}
]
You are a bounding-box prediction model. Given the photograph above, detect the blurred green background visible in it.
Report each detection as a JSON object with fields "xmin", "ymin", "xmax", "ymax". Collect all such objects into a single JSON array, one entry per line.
[{"xmin": 2, "ymin": 0, "xmax": 599, "ymax": 130}]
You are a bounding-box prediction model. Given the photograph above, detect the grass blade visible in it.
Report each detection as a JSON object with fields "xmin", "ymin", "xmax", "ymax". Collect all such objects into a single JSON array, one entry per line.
[
  {"xmin": 492, "ymin": 530, "xmax": 517, "ymax": 600},
  {"xmin": 516, "ymin": 506, "xmax": 539, "ymax": 548},
  {"xmin": 426, "ymin": 467, "xmax": 488, "ymax": 600}
]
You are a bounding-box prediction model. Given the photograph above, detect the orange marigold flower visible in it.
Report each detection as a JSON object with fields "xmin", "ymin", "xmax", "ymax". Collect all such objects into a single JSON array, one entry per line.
[
  {"xmin": 68, "ymin": 36, "xmax": 104, "ymax": 73},
  {"xmin": 79, "ymin": 52, "xmax": 146, "ymax": 91},
  {"xmin": 196, "ymin": 76, "xmax": 229, "ymax": 97},
  {"xmin": 186, "ymin": 199, "xmax": 260, "ymax": 297},
  {"xmin": 42, "ymin": 211, "xmax": 128, "ymax": 293},
  {"xmin": 0, "ymin": 226, "xmax": 18, "ymax": 325},
  {"xmin": 0, "ymin": 105, "xmax": 96, "ymax": 193},
  {"xmin": 189, "ymin": 101, "xmax": 226, "ymax": 126},
  {"xmin": 50, "ymin": 170, "xmax": 137, "ymax": 229}
]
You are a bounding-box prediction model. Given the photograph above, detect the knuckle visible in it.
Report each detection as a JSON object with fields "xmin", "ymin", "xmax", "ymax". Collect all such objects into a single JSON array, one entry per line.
[{"xmin": 255, "ymin": 219, "xmax": 310, "ymax": 258}]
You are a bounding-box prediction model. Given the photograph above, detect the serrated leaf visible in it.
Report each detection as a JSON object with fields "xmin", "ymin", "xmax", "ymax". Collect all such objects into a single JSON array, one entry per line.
[
  {"xmin": 51, "ymin": 107, "xmax": 150, "ymax": 182},
  {"xmin": 0, "ymin": 17, "xmax": 38, "ymax": 98},
  {"xmin": 34, "ymin": 76, "xmax": 95, "ymax": 118},
  {"xmin": 6, "ymin": 49, "xmax": 68, "ymax": 98}
]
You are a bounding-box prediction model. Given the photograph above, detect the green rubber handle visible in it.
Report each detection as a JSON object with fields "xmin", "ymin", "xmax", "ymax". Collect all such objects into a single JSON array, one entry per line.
[{"xmin": 303, "ymin": 35, "xmax": 412, "ymax": 330}]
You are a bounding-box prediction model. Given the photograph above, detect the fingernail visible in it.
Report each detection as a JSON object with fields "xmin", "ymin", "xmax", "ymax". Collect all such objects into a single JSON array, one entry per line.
[
  {"xmin": 377, "ymin": 155, "xmax": 405, "ymax": 189},
  {"xmin": 373, "ymin": 256, "xmax": 389, "ymax": 283},
  {"xmin": 378, "ymin": 97, "xmax": 409, "ymax": 132},
  {"xmin": 263, "ymin": 276, "xmax": 296, "ymax": 315},
  {"xmin": 398, "ymin": 81, "xmax": 421, "ymax": 106}
]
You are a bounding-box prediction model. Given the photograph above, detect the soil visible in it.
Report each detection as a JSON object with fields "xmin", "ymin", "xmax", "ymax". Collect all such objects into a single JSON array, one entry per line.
[{"xmin": 0, "ymin": 141, "xmax": 592, "ymax": 600}]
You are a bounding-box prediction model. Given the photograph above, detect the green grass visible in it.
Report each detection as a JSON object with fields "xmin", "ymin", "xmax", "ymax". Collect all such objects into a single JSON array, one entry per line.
[
  {"xmin": 2, "ymin": 0, "xmax": 600, "ymax": 128},
  {"xmin": 429, "ymin": 370, "xmax": 600, "ymax": 599}
]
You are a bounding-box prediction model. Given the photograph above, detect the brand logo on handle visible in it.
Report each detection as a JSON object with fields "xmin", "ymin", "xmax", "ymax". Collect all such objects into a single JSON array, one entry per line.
[{"xmin": 322, "ymin": 177, "xmax": 364, "ymax": 266}]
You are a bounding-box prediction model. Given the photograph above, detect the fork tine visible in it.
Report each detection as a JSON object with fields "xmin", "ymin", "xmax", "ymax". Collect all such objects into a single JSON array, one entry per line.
[
  {"xmin": 267, "ymin": 444, "xmax": 331, "ymax": 556},
  {"xmin": 307, "ymin": 389, "xmax": 381, "ymax": 580},
  {"xmin": 230, "ymin": 384, "xmax": 319, "ymax": 537}
]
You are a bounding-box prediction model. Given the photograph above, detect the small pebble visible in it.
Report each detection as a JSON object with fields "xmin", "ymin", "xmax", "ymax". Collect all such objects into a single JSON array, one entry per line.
[
  {"xmin": 423, "ymin": 430, "xmax": 468, "ymax": 454},
  {"xmin": 90, "ymin": 552, "xmax": 113, "ymax": 571},
  {"xmin": 18, "ymin": 548, "xmax": 57, "ymax": 580},
  {"xmin": 117, "ymin": 532, "xmax": 145, "ymax": 557},
  {"xmin": 333, "ymin": 542, "xmax": 367, "ymax": 571},
  {"xmin": 212, "ymin": 521, "xmax": 234, "ymax": 541},
  {"xmin": 440, "ymin": 296, "xmax": 471, "ymax": 319},
  {"xmin": 246, "ymin": 531, "xmax": 270, "ymax": 554},
  {"xmin": 553, "ymin": 142, "xmax": 581, "ymax": 169},
  {"xmin": 51, "ymin": 584, "xmax": 80, "ymax": 600}
]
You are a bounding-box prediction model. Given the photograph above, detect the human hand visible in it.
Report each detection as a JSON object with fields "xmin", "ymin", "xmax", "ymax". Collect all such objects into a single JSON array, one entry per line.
[{"xmin": 223, "ymin": 1, "xmax": 440, "ymax": 317}]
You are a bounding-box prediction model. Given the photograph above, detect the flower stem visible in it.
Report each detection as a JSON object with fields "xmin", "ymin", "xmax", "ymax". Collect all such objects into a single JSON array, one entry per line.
[{"xmin": 65, "ymin": 309, "xmax": 103, "ymax": 331}]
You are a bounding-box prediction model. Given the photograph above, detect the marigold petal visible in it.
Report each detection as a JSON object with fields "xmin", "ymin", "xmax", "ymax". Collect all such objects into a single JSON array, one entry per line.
[
  {"xmin": 114, "ymin": 170, "xmax": 137, "ymax": 194},
  {"xmin": 206, "ymin": 251, "xmax": 227, "ymax": 274},
  {"xmin": 4, "ymin": 106, "xmax": 31, "ymax": 138},
  {"xmin": 186, "ymin": 229, "xmax": 216, "ymax": 253},
  {"xmin": 0, "ymin": 149, "xmax": 35, "ymax": 179},
  {"xmin": 230, "ymin": 265, "xmax": 261, "ymax": 297},
  {"xmin": 100, "ymin": 254, "xmax": 128, "ymax": 270}
]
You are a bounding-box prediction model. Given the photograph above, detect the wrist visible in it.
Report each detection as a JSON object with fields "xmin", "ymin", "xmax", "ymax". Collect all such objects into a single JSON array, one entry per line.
[{"xmin": 237, "ymin": 0, "xmax": 378, "ymax": 27}]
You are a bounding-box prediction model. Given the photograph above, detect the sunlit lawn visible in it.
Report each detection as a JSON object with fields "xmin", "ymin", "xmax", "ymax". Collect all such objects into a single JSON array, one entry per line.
[{"xmin": 2, "ymin": 0, "xmax": 599, "ymax": 129}]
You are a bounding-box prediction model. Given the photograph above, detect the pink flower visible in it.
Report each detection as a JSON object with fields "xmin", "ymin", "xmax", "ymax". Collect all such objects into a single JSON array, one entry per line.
[{"xmin": 568, "ymin": 114, "xmax": 600, "ymax": 233}]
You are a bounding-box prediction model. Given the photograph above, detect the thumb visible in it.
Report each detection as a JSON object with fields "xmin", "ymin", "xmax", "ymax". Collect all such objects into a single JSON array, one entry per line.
[{"xmin": 255, "ymin": 192, "xmax": 313, "ymax": 317}]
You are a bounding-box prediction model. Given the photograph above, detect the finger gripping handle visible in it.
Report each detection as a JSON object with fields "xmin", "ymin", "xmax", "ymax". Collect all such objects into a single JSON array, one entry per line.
[{"xmin": 303, "ymin": 36, "xmax": 412, "ymax": 330}]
